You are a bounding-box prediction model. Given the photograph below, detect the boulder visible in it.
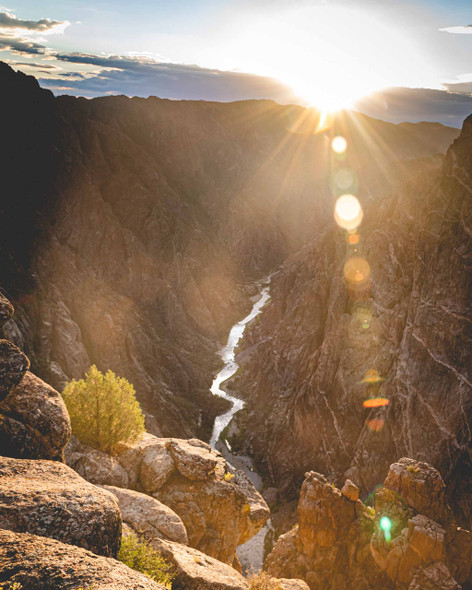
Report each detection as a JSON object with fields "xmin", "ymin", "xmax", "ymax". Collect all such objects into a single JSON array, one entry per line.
[
  {"xmin": 408, "ymin": 562, "xmax": 460, "ymax": 590},
  {"xmin": 102, "ymin": 484, "xmax": 188, "ymax": 544},
  {"xmin": 0, "ymin": 528, "xmax": 166, "ymax": 590},
  {"xmin": 69, "ymin": 432, "xmax": 270, "ymax": 565},
  {"xmin": 279, "ymin": 579, "xmax": 311, "ymax": 590},
  {"xmin": 0, "ymin": 456, "xmax": 121, "ymax": 557},
  {"xmin": 384, "ymin": 458, "xmax": 454, "ymax": 527},
  {"xmin": 169, "ymin": 438, "xmax": 221, "ymax": 480},
  {"xmin": 0, "ymin": 292, "xmax": 14, "ymax": 326},
  {"xmin": 0, "ymin": 338, "xmax": 29, "ymax": 401},
  {"xmin": 341, "ymin": 479, "xmax": 359, "ymax": 502},
  {"xmin": 151, "ymin": 536, "xmax": 248, "ymax": 590},
  {"xmin": 65, "ymin": 434, "xmax": 129, "ymax": 487},
  {"xmin": 0, "ymin": 371, "xmax": 71, "ymax": 460}
]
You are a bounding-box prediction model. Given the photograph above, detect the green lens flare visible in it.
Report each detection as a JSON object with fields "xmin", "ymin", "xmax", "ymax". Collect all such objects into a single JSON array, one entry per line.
[{"xmin": 380, "ymin": 516, "xmax": 392, "ymax": 542}]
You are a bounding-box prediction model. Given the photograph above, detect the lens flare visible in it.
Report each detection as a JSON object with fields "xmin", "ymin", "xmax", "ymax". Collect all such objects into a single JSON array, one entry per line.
[
  {"xmin": 363, "ymin": 398, "xmax": 390, "ymax": 408},
  {"xmin": 343, "ymin": 256, "xmax": 370, "ymax": 284},
  {"xmin": 361, "ymin": 369, "xmax": 384, "ymax": 384},
  {"xmin": 331, "ymin": 136, "xmax": 347, "ymax": 154},
  {"xmin": 367, "ymin": 418, "xmax": 385, "ymax": 432},
  {"xmin": 380, "ymin": 516, "xmax": 392, "ymax": 542},
  {"xmin": 347, "ymin": 233, "xmax": 360, "ymax": 245},
  {"xmin": 335, "ymin": 169, "xmax": 354, "ymax": 190},
  {"xmin": 335, "ymin": 195, "xmax": 363, "ymax": 230}
]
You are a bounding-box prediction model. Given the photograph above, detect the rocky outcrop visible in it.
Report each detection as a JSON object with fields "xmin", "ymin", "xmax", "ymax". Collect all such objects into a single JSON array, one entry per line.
[
  {"xmin": 0, "ymin": 528, "xmax": 166, "ymax": 590},
  {"xmin": 0, "ymin": 62, "xmax": 460, "ymax": 441},
  {"xmin": 66, "ymin": 432, "xmax": 270, "ymax": 565},
  {"xmin": 148, "ymin": 535, "xmax": 249, "ymax": 590},
  {"xmin": 0, "ymin": 456, "xmax": 122, "ymax": 557},
  {"xmin": 0, "ymin": 294, "xmax": 70, "ymax": 461},
  {"xmin": 233, "ymin": 113, "xmax": 472, "ymax": 525},
  {"xmin": 102, "ymin": 485, "xmax": 188, "ymax": 544},
  {"xmin": 265, "ymin": 458, "xmax": 472, "ymax": 590}
]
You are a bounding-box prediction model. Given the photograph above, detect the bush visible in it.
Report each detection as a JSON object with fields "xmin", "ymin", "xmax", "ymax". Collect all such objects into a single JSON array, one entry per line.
[
  {"xmin": 62, "ymin": 365, "xmax": 145, "ymax": 454},
  {"xmin": 118, "ymin": 531, "xmax": 174, "ymax": 588},
  {"xmin": 247, "ymin": 571, "xmax": 281, "ymax": 590}
]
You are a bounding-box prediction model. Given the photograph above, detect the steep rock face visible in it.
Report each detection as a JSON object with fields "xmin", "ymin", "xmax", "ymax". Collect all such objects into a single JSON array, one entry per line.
[
  {"xmin": 233, "ymin": 114, "xmax": 472, "ymax": 523},
  {"xmin": 265, "ymin": 459, "xmax": 472, "ymax": 590},
  {"xmin": 66, "ymin": 432, "xmax": 270, "ymax": 565},
  {"xmin": 0, "ymin": 456, "xmax": 122, "ymax": 557},
  {"xmin": 0, "ymin": 62, "xmax": 460, "ymax": 439},
  {"xmin": 0, "ymin": 528, "xmax": 166, "ymax": 590}
]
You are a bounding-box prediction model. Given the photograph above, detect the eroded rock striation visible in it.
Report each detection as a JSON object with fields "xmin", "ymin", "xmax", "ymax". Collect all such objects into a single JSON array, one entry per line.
[{"xmin": 265, "ymin": 458, "xmax": 472, "ymax": 590}]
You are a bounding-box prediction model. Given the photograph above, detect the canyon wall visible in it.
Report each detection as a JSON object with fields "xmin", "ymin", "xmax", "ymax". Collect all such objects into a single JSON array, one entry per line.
[
  {"xmin": 0, "ymin": 61, "xmax": 460, "ymax": 439},
  {"xmin": 233, "ymin": 114, "xmax": 472, "ymax": 526}
]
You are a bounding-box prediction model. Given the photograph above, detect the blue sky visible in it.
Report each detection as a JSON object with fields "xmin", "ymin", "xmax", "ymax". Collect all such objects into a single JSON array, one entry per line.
[{"xmin": 0, "ymin": 1, "xmax": 471, "ymax": 125}]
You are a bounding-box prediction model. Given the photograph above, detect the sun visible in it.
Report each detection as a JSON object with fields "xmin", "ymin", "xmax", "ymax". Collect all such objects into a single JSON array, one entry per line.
[{"xmin": 222, "ymin": 5, "xmax": 433, "ymax": 113}]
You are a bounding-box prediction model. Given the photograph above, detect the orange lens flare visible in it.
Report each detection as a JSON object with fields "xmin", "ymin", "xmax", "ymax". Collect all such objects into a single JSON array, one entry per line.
[
  {"xmin": 347, "ymin": 233, "xmax": 360, "ymax": 245},
  {"xmin": 361, "ymin": 369, "xmax": 384, "ymax": 384},
  {"xmin": 343, "ymin": 256, "xmax": 370, "ymax": 284},
  {"xmin": 363, "ymin": 398, "xmax": 390, "ymax": 408},
  {"xmin": 367, "ymin": 418, "xmax": 385, "ymax": 432}
]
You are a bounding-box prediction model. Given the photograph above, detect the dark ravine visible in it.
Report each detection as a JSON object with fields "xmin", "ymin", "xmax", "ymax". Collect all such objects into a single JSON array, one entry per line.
[
  {"xmin": 0, "ymin": 61, "xmax": 461, "ymax": 441},
  {"xmin": 231, "ymin": 113, "xmax": 472, "ymax": 527}
]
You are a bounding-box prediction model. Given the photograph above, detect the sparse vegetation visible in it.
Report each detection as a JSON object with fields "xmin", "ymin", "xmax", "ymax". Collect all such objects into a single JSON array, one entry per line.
[
  {"xmin": 247, "ymin": 571, "xmax": 282, "ymax": 590},
  {"xmin": 406, "ymin": 465, "xmax": 420, "ymax": 474},
  {"xmin": 118, "ymin": 531, "xmax": 174, "ymax": 588},
  {"xmin": 62, "ymin": 365, "xmax": 145, "ymax": 454},
  {"xmin": 224, "ymin": 471, "xmax": 235, "ymax": 482}
]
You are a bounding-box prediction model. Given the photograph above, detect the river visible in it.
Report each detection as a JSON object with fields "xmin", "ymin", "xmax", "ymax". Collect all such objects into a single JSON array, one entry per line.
[{"xmin": 209, "ymin": 276, "xmax": 273, "ymax": 573}]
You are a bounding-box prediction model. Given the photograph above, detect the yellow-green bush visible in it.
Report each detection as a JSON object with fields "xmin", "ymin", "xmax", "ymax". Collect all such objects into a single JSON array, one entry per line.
[
  {"xmin": 247, "ymin": 571, "xmax": 282, "ymax": 590},
  {"xmin": 62, "ymin": 365, "xmax": 145, "ymax": 454},
  {"xmin": 118, "ymin": 531, "xmax": 174, "ymax": 588}
]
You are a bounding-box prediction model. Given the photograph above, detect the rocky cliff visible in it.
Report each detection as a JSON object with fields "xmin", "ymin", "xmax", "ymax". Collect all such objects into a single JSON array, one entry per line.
[
  {"xmin": 231, "ymin": 113, "xmax": 472, "ymax": 525},
  {"xmin": 0, "ymin": 61, "xmax": 460, "ymax": 439}
]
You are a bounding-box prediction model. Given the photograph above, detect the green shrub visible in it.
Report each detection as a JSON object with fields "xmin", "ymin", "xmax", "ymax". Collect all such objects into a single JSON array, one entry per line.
[
  {"xmin": 247, "ymin": 571, "xmax": 282, "ymax": 590},
  {"xmin": 62, "ymin": 365, "xmax": 145, "ymax": 454},
  {"xmin": 118, "ymin": 531, "xmax": 174, "ymax": 588}
]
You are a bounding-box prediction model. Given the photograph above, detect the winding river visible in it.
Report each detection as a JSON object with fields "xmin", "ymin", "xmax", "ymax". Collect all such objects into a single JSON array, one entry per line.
[
  {"xmin": 210, "ymin": 278, "xmax": 271, "ymax": 448},
  {"xmin": 209, "ymin": 276, "xmax": 273, "ymax": 573}
]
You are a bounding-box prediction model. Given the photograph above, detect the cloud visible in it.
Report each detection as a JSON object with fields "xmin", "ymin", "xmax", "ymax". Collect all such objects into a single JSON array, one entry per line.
[
  {"xmin": 442, "ymin": 73, "xmax": 472, "ymax": 95},
  {"xmin": 0, "ymin": 11, "xmax": 67, "ymax": 33},
  {"xmin": 39, "ymin": 52, "xmax": 300, "ymax": 103},
  {"xmin": 439, "ymin": 25, "xmax": 472, "ymax": 34},
  {"xmin": 0, "ymin": 34, "xmax": 46, "ymax": 55},
  {"xmin": 353, "ymin": 87, "xmax": 472, "ymax": 128}
]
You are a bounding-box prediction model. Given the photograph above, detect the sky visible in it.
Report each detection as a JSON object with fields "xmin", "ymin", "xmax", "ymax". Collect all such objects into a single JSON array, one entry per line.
[{"xmin": 0, "ymin": 0, "xmax": 471, "ymax": 126}]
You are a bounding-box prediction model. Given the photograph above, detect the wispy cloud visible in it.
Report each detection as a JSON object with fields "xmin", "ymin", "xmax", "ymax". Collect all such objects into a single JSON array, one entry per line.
[
  {"xmin": 0, "ymin": 34, "xmax": 47, "ymax": 55},
  {"xmin": 439, "ymin": 25, "xmax": 472, "ymax": 34},
  {"xmin": 0, "ymin": 11, "xmax": 69, "ymax": 34}
]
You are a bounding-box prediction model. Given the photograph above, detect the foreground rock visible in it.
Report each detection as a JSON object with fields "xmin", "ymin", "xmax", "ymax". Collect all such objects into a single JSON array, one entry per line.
[
  {"xmin": 102, "ymin": 484, "xmax": 188, "ymax": 544},
  {"xmin": 0, "ymin": 293, "xmax": 71, "ymax": 461},
  {"xmin": 0, "ymin": 371, "xmax": 71, "ymax": 460},
  {"xmin": 265, "ymin": 458, "xmax": 472, "ymax": 590},
  {"xmin": 67, "ymin": 432, "xmax": 270, "ymax": 565},
  {"xmin": 0, "ymin": 456, "xmax": 121, "ymax": 557},
  {"xmin": 0, "ymin": 528, "xmax": 166, "ymax": 590},
  {"xmin": 141, "ymin": 532, "xmax": 249, "ymax": 590}
]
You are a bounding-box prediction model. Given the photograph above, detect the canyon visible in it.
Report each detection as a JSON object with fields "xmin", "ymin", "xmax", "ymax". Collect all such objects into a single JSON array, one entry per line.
[{"xmin": 0, "ymin": 61, "xmax": 460, "ymax": 443}]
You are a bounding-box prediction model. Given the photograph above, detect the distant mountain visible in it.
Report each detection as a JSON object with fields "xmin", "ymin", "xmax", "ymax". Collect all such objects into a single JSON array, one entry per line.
[
  {"xmin": 354, "ymin": 86, "xmax": 472, "ymax": 128},
  {"xmin": 232, "ymin": 113, "xmax": 472, "ymax": 526},
  {"xmin": 0, "ymin": 61, "xmax": 462, "ymax": 441}
]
